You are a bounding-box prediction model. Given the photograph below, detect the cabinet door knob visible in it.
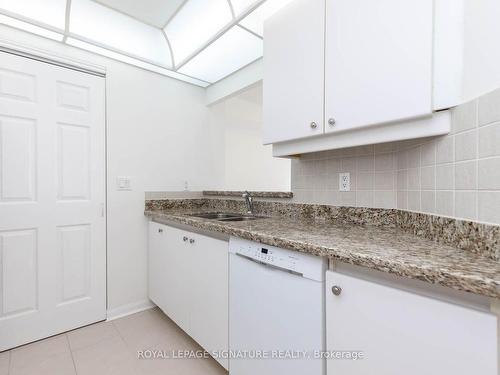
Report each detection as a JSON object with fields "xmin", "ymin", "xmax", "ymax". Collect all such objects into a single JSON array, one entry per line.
[
  {"xmin": 310, "ymin": 121, "xmax": 318, "ymax": 129},
  {"xmin": 189, "ymin": 238, "xmax": 195, "ymax": 244},
  {"xmin": 183, "ymin": 236, "xmax": 188, "ymax": 242},
  {"xmin": 328, "ymin": 118, "xmax": 336, "ymax": 126},
  {"xmin": 158, "ymin": 228, "xmax": 163, "ymax": 233},
  {"xmin": 331, "ymin": 285, "xmax": 342, "ymax": 296}
]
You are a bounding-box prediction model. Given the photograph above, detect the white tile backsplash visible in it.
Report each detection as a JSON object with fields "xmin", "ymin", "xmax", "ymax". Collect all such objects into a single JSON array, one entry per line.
[
  {"xmin": 341, "ymin": 157, "xmax": 357, "ymax": 171},
  {"xmin": 356, "ymin": 191, "xmax": 374, "ymax": 207},
  {"xmin": 436, "ymin": 137, "xmax": 454, "ymax": 164},
  {"xmin": 407, "ymin": 146, "xmax": 421, "ymax": 168},
  {"xmin": 478, "ymin": 122, "xmax": 500, "ymax": 158},
  {"xmin": 408, "ymin": 191, "xmax": 421, "ymax": 211},
  {"xmin": 478, "ymin": 157, "xmax": 500, "ymax": 190},
  {"xmin": 407, "ymin": 168, "xmax": 420, "ymax": 190},
  {"xmin": 455, "ymin": 130, "xmax": 477, "ymax": 161},
  {"xmin": 291, "ymin": 88, "xmax": 500, "ymax": 225},
  {"xmin": 397, "ymin": 170, "xmax": 408, "ymax": 190},
  {"xmin": 452, "ymin": 99, "xmax": 477, "ymax": 133},
  {"xmin": 420, "ymin": 166, "xmax": 435, "ymax": 190},
  {"xmin": 373, "ymin": 191, "xmax": 396, "ymax": 209},
  {"xmin": 340, "ymin": 191, "xmax": 356, "ymax": 206},
  {"xmin": 455, "ymin": 161, "xmax": 477, "ymax": 190},
  {"xmin": 357, "ymin": 172, "xmax": 374, "ymax": 190},
  {"xmin": 436, "ymin": 191, "xmax": 454, "ymax": 216},
  {"xmin": 478, "ymin": 192, "xmax": 500, "ymax": 223},
  {"xmin": 478, "ymin": 89, "xmax": 500, "ymax": 126},
  {"xmin": 420, "ymin": 142, "xmax": 436, "ymax": 166},
  {"xmin": 421, "ymin": 191, "xmax": 436, "ymax": 213},
  {"xmin": 455, "ymin": 192, "xmax": 478, "ymax": 221},
  {"xmin": 375, "ymin": 153, "xmax": 395, "ymax": 171},
  {"xmin": 436, "ymin": 164, "xmax": 454, "ymax": 190},
  {"xmin": 397, "ymin": 191, "xmax": 408, "ymax": 210},
  {"xmin": 357, "ymin": 155, "xmax": 375, "ymax": 171}
]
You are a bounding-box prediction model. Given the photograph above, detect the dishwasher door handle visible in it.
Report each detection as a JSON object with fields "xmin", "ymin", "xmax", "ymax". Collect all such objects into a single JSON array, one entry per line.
[{"xmin": 233, "ymin": 252, "xmax": 303, "ymax": 277}]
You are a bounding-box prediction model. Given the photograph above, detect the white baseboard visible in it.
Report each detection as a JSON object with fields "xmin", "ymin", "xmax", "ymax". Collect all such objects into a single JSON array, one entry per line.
[{"xmin": 106, "ymin": 300, "xmax": 156, "ymax": 321}]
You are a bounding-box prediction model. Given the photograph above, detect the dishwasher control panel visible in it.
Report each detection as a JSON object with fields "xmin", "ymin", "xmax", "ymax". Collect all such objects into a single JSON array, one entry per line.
[{"xmin": 229, "ymin": 237, "xmax": 326, "ymax": 281}]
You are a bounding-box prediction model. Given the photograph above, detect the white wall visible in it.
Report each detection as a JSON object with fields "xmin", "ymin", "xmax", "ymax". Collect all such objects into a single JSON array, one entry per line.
[
  {"xmin": 0, "ymin": 25, "xmax": 224, "ymax": 316},
  {"xmin": 208, "ymin": 82, "xmax": 291, "ymax": 191},
  {"xmin": 205, "ymin": 59, "xmax": 263, "ymax": 105},
  {"xmin": 104, "ymin": 64, "xmax": 223, "ymax": 316}
]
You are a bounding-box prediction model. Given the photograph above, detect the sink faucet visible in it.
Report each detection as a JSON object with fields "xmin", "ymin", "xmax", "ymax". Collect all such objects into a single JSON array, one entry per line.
[{"xmin": 242, "ymin": 191, "xmax": 254, "ymax": 215}]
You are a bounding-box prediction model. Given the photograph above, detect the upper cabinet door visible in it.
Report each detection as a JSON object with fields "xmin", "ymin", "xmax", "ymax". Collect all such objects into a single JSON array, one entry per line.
[
  {"xmin": 263, "ymin": 0, "xmax": 325, "ymax": 144},
  {"xmin": 324, "ymin": 0, "xmax": 433, "ymax": 134}
]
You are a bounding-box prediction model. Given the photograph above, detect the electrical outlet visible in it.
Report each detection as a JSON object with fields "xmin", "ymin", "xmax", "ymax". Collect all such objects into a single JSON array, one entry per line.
[{"xmin": 339, "ymin": 172, "xmax": 351, "ymax": 191}]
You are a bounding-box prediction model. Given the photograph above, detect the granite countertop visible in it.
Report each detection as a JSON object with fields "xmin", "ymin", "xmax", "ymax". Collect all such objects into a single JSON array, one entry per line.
[{"xmin": 145, "ymin": 208, "xmax": 500, "ymax": 299}]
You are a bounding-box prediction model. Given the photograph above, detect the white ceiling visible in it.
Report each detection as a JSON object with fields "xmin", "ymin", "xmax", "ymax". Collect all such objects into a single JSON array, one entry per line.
[
  {"xmin": 0, "ymin": 0, "xmax": 293, "ymax": 86},
  {"xmin": 92, "ymin": 0, "xmax": 185, "ymax": 28}
]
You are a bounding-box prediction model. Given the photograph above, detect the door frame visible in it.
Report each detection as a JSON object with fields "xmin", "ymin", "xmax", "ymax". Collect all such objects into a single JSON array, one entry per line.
[
  {"xmin": 0, "ymin": 39, "xmax": 109, "ymax": 317},
  {"xmin": 0, "ymin": 38, "xmax": 106, "ymax": 77}
]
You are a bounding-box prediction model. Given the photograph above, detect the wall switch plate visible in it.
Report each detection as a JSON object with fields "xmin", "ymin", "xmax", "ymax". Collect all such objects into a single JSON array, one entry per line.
[
  {"xmin": 116, "ymin": 176, "xmax": 132, "ymax": 191},
  {"xmin": 339, "ymin": 172, "xmax": 351, "ymax": 191}
]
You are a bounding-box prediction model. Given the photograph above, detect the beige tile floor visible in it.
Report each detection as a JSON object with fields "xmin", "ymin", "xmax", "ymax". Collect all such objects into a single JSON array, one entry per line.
[{"xmin": 0, "ymin": 308, "xmax": 227, "ymax": 375}]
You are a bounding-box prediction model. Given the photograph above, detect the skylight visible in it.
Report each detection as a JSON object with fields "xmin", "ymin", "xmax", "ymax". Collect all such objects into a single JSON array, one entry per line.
[
  {"xmin": 70, "ymin": 0, "xmax": 172, "ymax": 67},
  {"xmin": 0, "ymin": 0, "xmax": 290, "ymax": 87},
  {"xmin": 164, "ymin": 0, "xmax": 233, "ymax": 66},
  {"xmin": 178, "ymin": 25, "xmax": 263, "ymax": 83},
  {"xmin": 0, "ymin": 0, "xmax": 66, "ymax": 29}
]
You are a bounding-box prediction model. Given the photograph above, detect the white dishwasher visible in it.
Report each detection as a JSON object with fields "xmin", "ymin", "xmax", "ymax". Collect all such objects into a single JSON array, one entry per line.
[{"xmin": 229, "ymin": 237, "xmax": 326, "ymax": 375}]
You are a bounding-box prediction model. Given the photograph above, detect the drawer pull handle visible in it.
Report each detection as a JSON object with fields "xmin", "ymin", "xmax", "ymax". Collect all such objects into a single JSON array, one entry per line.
[{"xmin": 183, "ymin": 236, "xmax": 188, "ymax": 242}]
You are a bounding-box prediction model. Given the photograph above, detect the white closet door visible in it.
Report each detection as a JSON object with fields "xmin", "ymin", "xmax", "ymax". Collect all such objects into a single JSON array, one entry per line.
[
  {"xmin": 0, "ymin": 51, "xmax": 106, "ymax": 351},
  {"xmin": 324, "ymin": 0, "xmax": 433, "ymax": 134}
]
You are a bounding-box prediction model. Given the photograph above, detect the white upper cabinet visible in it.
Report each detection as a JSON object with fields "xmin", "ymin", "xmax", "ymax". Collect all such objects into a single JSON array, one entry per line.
[
  {"xmin": 324, "ymin": 0, "xmax": 433, "ymax": 134},
  {"xmin": 263, "ymin": 0, "xmax": 454, "ymax": 155},
  {"xmin": 263, "ymin": 0, "xmax": 325, "ymax": 144}
]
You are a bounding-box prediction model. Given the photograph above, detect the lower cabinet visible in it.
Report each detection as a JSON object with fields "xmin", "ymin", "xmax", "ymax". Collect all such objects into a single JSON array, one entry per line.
[
  {"xmin": 326, "ymin": 270, "xmax": 498, "ymax": 375},
  {"xmin": 149, "ymin": 222, "xmax": 228, "ymax": 370},
  {"xmin": 189, "ymin": 231, "xmax": 228, "ymax": 368},
  {"xmin": 149, "ymin": 222, "xmax": 192, "ymax": 330}
]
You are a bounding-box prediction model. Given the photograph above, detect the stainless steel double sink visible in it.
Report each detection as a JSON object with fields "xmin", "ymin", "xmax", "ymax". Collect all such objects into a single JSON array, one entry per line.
[{"xmin": 188, "ymin": 212, "xmax": 264, "ymax": 222}]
